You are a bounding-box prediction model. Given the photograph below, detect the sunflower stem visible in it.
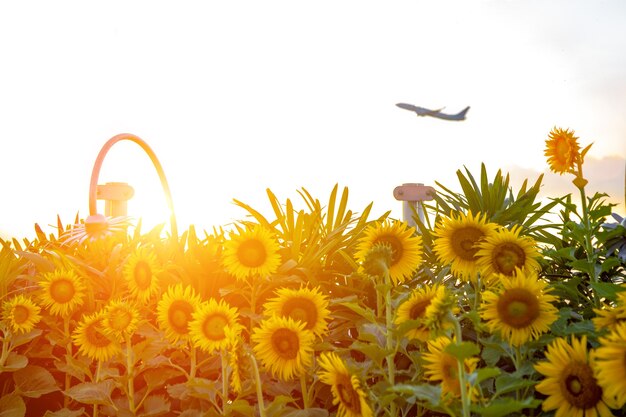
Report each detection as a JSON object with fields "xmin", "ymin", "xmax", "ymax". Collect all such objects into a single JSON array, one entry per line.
[
  {"xmin": 577, "ymin": 182, "xmax": 600, "ymax": 308},
  {"xmin": 450, "ymin": 313, "xmax": 470, "ymax": 417},
  {"xmin": 189, "ymin": 343, "xmax": 197, "ymax": 379},
  {"xmin": 94, "ymin": 360, "xmax": 102, "ymax": 417},
  {"xmin": 63, "ymin": 316, "xmax": 72, "ymax": 408},
  {"xmin": 221, "ymin": 349, "xmax": 229, "ymax": 408},
  {"xmin": 248, "ymin": 350, "xmax": 267, "ymax": 417},
  {"xmin": 384, "ymin": 271, "xmax": 397, "ymax": 417},
  {"xmin": 300, "ymin": 373, "xmax": 310, "ymax": 409},
  {"xmin": 125, "ymin": 333, "xmax": 136, "ymax": 414}
]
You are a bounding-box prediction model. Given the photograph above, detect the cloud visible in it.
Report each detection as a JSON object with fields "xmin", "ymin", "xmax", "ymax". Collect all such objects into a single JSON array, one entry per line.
[{"xmin": 504, "ymin": 155, "xmax": 625, "ymax": 214}]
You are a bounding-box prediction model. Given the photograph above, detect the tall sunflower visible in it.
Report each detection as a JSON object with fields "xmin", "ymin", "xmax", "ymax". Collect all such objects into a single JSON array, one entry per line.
[
  {"xmin": 422, "ymin": 336, "xmax": 479, "ymax": 399},
  {"xmin": 38, "ymin": 268, "xmax": 87, "ymax": 317},
  {"xmin": 251, "ymin": 315, "xmax": 314, "ymax": 381},
  {"xmin": 157, "ymin": 283, "xmax": 203, "ymax": 344},
  {"xmin": 222, "ymin": 225, "xmax": 281, "ymax": 280},
  {"xmin": 545, "ymin": 127, "xmax": 581, "ymax": 175},
  {"xmin": 1, "ymin": 295, "xmax": 42, "ymax": 334},
  {"xmin": 317, "ymin": 351, "xmax": 373, "ymax": 417},
  {"xmin": 103, "ymin": 299, "xmax": 141, "ymax": 341},
  {"xmin": 433, "ymin": 211, "xmax": 498, "ymax": 282},
  {"xmin": 263, "ymin": 286, "xmax": 330, "ymax": 339},
  {"xmin": 481, "ymin": 270, "xmax": 558, "ymax": 346},
  {"xmin": 594, "ymin": 322, "xmax": 626, "ymax": 408},
  {"xmin": 72, "ymin": 310, "xmax": 121, "ymax": 362},
  {"xmin": 535, "ymin": 335, "xmax": 615, "ymax": 417},
  {"xmin": 592, "ymin": 292, "xmax": 626, "ymax": 332},
  {"xmin": 123, "ymin": 246, "xmax": 162, "ymax": 304},
  {"xmin": 354, "ymin": 220, "xmax": 423, "ymax": 285},
  {"xmin": 189, "ymin": 298, "xmax": 243, "ymax": 354},
  {"xmin": 394, "ymin": 285, "xmax": 443, "ymax": 342},
  {"xmin": 475, "ymin": 225, "xmax": 540, "ymax": 281}
]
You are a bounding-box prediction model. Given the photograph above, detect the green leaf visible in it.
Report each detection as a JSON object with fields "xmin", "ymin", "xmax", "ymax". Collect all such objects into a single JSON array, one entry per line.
[
  {"xmin": 389, "ymin": 383, "xmax": 441, "ymax": 407},
  {"xmin": 282, "ymin": 408, "xmax": 329, "ymax": 417},
  {"xmin": 223, "ymin": 400, "xmax": 256, "ymax": 416},
  {"xmin": 469, "ymin": 367, "xmax": 501, "ymax": 386},
  {"xmin": 472, "ymin": 397, "xmax": 540, "ymax": 417},
  {"xmin": 140, "ymin": 395, "xmax": 171, "ymax": 416},
  {"xmin": 65, "ymin": 380, "xmax": 115, "ymax": 406},
  {"xmin": 590, "ymin": 282, "xmax": 626, "ymax": 301},
  {"xmin": 264, "ymin": 395, "xmax": 297, "ymax": 417},
  {"xmin": 494, "ymin": 373, "xmax": 536, "ymax": 396},
  {"xmin": 338, "ymin": 301, "xmax": 377, "ymax": 323},
  {"xmin": 0, "ymin": 393, "xmax": 26, "ymax": 417},
  {"xmin": 444, "ymin": 341, "xmax": 480, "ymax": 361},
  {"xmin": 14, "ymin": 365, "xmax": 59, "ymax": 398},
  {"xmin": 43, "ymin": 408, "xmax": 86, "ymax": 417},
  {"xmin": 0, "ymin": 352, "xmax": 28, "ymax": 372}
]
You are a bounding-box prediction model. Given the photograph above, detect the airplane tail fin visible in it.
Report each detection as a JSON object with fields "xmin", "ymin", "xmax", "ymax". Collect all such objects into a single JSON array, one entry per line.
[{"xmin": 457, "ymin": 106, "xmax": 470, "ymax": 118}]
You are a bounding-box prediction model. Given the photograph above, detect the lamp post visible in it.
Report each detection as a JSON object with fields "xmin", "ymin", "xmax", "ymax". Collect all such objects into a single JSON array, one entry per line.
[
  {"xmin": 86, "ymin": 133, "xmax": 178, "ymax": 239},
  {"xmin": 393, "ymin": 183, "xmax": 435, "ymax": 228}
]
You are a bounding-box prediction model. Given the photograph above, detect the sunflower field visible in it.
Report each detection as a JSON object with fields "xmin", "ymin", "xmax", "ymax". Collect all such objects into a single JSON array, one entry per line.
[{"xmin": 1, "ymin": 127, "xmax": 625, "ymax": 417}]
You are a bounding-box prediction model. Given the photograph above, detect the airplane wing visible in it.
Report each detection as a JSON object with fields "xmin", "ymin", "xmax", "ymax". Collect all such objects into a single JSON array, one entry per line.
[{"xmin": 396, "ymin": 103, "xmax": 469, "ymax": 121}]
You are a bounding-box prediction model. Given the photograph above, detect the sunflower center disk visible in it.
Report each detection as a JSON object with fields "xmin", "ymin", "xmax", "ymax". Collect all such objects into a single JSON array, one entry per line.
[
  {"xmin": 237, "ymin": 240, "xmax": 267, "ymax": 268},
  {"xmin": 13, "ymin": 305, "xmax": 30, "ymax": 324},
  {"xmin": 203, "ymin": 314, "xmax": 228, "ymax": 341},
  {"xmin": 133, "ymin": 261, "xmax": 153, "ymax": 290},
  {"xmin": 497, "ymin": 288, "xmax": 539, "ymax": 328},
  {"xmin": 110, "ymin": 310, "xmax": 132, "ymax": 331},
  {"xmin": 493, "ymin": 243, "xmax": 526, "ymax": 275},
  {"xmin": 337, "ymin": 377, "xmax": 361, "ymax": 412},
  {"xmin": 452, "ymin": 228, "xmax": 484, "ymax": 260},
  {"xmin": 561, "ymin": 362, "xmax": 603, "ymax": 409},
  {"xmin": 50, "ymin": 279, "xmax": 76, "ymax": 304},
  {"xmin": 409, "ymin": 299, "xmax": 432, "ymax": 320},
  {"xmin": 271, "ymin": 328, "xmax": 299, "ymax": 359},
  {"xmin": 86, "ymin": 322, "xmax": 113, "ymax": 348},
  {"xmin": 375, "ymin": 235, "xmax": 403, "ymax": 265},
  {"xmin": 169, "ymin": 301, "xmax": 193, "ymax": 331},
  {"xmin": 283, "ymin": 299, "xmax": 316, "ymax": 330}
]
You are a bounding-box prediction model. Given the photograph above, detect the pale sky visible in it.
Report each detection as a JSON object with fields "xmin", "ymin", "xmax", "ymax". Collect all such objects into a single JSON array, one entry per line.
[{"xmin": 1, "ymin": 0, "xmax": 625, "ymax": 240}]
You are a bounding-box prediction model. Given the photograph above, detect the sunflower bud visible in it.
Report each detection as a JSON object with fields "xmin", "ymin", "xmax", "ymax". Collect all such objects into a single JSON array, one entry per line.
[
  {"xmin": 361, "ymin": 243, "xmax": 393, "ymax": 278},
  {"xmin": 572, "ymin": 175, "xmax": 588, "ymax": 190}
]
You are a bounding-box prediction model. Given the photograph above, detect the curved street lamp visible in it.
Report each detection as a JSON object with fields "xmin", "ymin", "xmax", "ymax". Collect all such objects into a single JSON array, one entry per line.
[{"xmin": 87, "ymin": 133, "xmax": 178, "ymax": 239}]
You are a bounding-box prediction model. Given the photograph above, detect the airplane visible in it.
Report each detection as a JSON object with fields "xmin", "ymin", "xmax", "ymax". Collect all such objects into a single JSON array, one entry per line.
[{"xmin": 396, "ymin": 103, "xmax": 470, "ymax": 121}]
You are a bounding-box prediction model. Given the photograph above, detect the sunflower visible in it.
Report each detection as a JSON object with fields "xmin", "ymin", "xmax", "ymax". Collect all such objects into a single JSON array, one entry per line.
[
  {"xmin": 38, "ymin": 268, "xmax": 87, "ymax": 317},
  {"xmin": 545, "ymin": 127, "xmax": 581, "ymax": 175},
  {"xmin": 189, "ymin": 298, "xmax": 243, "ymax": 354},
  {"xmin": 592, "ymin": 293, "xmax": 626, "ymax": 332},
  {"xmin": 481, "ymin": 270, "xmax": 558, "ymax": 346},
  {"xmin": 263, "ymin": 286, "xmax": 330, "ymax": 339},
  {"xmin": 422, "ymin": 336, "xmax": 479, "ymax": 399},
  {"xmin": 354, "ymin": 220, "xmax": 423, "ymax": 285},
  {"xmin": 535, "ymin": 335, "xmax": 615, "ymax": 417},
  {"xmin": 394, "ymin": 285, "xmax": 444, "ymax": 342},
  {"xmin": 423, "ymin": 285, "xmax": 458, "ymax": 335},
  {"xmin": 103, "ymin": 299, "xmax": 141, "ymax": 341},
  {"xmin": 123, "ymin": 246, "xmax": 162, "ymax": 304},
  {"xmin": 475, "ymin": 225, "xmax": 540, "ymax": 281},
  {"xmin": 61, "ymin": 214, "xmax": 132, "ymax": 245},
  {"xmin": 72, "ymin": 310, "xmax": 121, "ymax": 362},
  {"xmin": 228, "ymin": 337, "xmax": 247, "ymax": 394},
  {"xmin": 1, "ymin": 295, "xmax": 42, "ymax": 334},
  {"xmin": 317, "ymin": 351, "xmax": 373, "ymax": 417},
  {"xmin": 594, "ymin": 323, "xmax": 626, "ymax": 407},
  {"xmin": 222, "ymin": 225, "xmax": 281, "ymax": 280},
  {"xmin": 251, "ymin": 315, "xmax": 315, "ymax": 381},
  {"xmin": 157, "ymin": 283, "xmax": 203, "ymax": 344},
  {"xmin": 433, "ymin": 211, "xmax": 498, "ymax": 282}
]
